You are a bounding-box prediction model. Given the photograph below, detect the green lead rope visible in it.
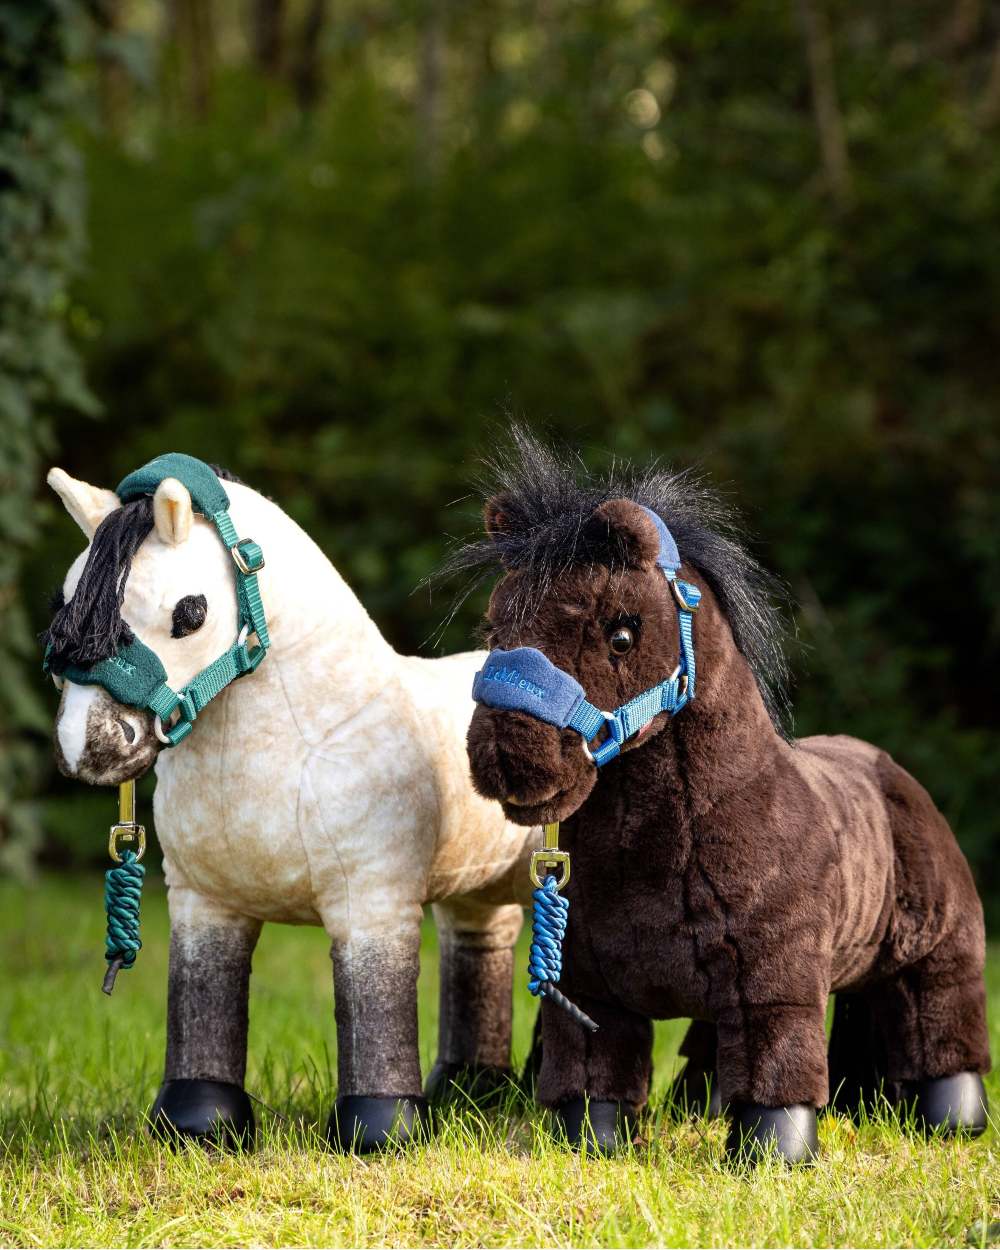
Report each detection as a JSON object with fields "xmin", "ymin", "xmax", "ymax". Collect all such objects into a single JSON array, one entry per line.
[
  {"xmin": 103, "ymin": 781, "xmax": 146, "ymax": 995},
  {"xmin": 103, "ymin": 851, "xmax": 144, "ymax": 994}
]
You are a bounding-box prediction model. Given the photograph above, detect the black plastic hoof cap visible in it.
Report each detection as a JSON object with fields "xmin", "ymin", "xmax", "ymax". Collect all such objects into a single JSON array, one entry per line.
[
  {"xmin": 910, "ymin": 1072, "xmax": 988, "ymax": 1137},
  {"xmin": 149, "ymin": 1079, "xmax": 255, "ymax": 1150},
  {"xmin": 327, "ymin": 1095, "xmax": 430, "ymax": 1154},
  {"xmin": 727, "ymin": 1103, "xmax": 818, "ymax": 1165},
  {"xmin": 424, "ymin": 1060, "xmax": 514, "ymax": 1107},
  {"xmin": 556, "ymin": 1098, "xmax": 637, "ymax": 1156}
]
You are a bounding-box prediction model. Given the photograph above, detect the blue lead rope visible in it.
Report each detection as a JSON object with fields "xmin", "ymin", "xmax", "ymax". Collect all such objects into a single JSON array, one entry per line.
[
  {"xmin": 103, "ymin": 850, "xmax": 144, "ymax": 995},
  {"xmin": 528, "ymin": 876, "xmax": 599, "ymax": 1032}
]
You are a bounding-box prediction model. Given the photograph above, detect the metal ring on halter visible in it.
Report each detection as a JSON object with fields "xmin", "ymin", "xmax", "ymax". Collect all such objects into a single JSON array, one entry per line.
[
  {"xmin": 582, "ymin": 711, "xmax": 615, "ymax": 763},
  {"xmin": 153, "ymin": 714, "xmax": 173, "ymax": 745},
  {"xmin": 51, "ymin": 672, "xmax": 65, "ymax": 691},
  {"xmin": 238, "ymin": 623, "xmax": 250, "ymax": 647}
]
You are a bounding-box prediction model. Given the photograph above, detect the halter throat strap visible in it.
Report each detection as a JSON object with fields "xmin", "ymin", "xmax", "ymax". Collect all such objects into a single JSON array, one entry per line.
[
  {"xmin": 46, "ymin": 453, "xmax": 270, "ymax": 747},
  {"xmin": 471, "ymin": 506, "xmax": 701, "ymax": 768}
]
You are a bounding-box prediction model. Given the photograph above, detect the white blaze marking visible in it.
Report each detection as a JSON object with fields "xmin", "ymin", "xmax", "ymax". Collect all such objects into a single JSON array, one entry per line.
[{"xmin": 58, "ymin": 682, "xmax": 101, "ymax": 774}]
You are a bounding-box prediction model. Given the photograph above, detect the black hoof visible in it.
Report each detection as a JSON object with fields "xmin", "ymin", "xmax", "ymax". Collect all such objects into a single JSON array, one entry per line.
[
  {"xmin": 149, "ymin": 1079, "xmax": 255, "ymax": 1149},
  {"xmin": 556, "ymin": 1098, "xmax": 638, "ymax": 1155},
  {"xmin": 727, "ymin": 1103, "xmax": 818, "ymax": 1165},
  {"xmin": 908, "ymin": 1072, "xmax": 988, "ymax": 1137},
  {"xmin": 424, "ymin": 1060, "xmax": 514, "ymax": 1107},
  {"xmin": 327, "ymin": 1095, "xmax": 430, "ymax": 1154}
]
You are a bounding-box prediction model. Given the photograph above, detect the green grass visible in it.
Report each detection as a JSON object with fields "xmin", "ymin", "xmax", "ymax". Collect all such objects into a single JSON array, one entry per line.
[{"xmin": 1, "ymin": 876, "xmax": 998, "ymax": 1248}]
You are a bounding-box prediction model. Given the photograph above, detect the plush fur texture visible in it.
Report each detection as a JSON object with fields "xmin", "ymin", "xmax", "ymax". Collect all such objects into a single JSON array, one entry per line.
[
  {"xmin": 441, "ymin": 428, "xmax": 791, "ymax": 735},
  {"xmin": 463, "ymin": 435, "xmax": 990, "ymax": 1112},
  {"xmin": 46, "ymin": 465, "xmax": 539, "ymax": 1114}
]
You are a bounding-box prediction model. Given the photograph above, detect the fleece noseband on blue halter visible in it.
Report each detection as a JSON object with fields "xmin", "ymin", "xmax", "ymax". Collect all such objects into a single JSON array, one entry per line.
[{"xmin": 472, "ymin": 506, "xmax": 701, "ymax": 767}]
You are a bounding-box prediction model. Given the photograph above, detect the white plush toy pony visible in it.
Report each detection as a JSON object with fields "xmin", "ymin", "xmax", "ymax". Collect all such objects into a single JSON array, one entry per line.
[{"xmin": 43, "ymin": 453, "xmax": 536, "ymax": 1152}]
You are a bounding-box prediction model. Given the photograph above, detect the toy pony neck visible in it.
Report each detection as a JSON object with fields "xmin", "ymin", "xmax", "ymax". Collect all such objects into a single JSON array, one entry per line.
[
  {"xmin": 597, "ymin": 608, "xmax": 784, "ymax": 829},
  {"xmin": 219, "ymin": 483, "xmax": 398, "ymax": 728}
]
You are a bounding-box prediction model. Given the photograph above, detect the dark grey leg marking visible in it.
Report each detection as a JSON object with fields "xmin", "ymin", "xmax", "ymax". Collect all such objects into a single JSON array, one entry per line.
[
  {"xmin": 424, "ymin": 901, "xmax": 521, "ymax": 1105},
  {"xmin": 165, "ymin": 916, "xmax": 262, "ymax": 1085},
  {"xmin": 437, "ymin": 939, "xmax": 514, "ymax": 1070},
  {"xmin": 331, "ymin": 930, "xmax": 423, "ymax": 1097}
]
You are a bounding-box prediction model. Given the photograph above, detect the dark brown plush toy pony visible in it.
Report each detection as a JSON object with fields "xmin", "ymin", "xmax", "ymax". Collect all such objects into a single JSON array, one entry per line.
[{"xmin": 452, "ymin": 431, "xmax": 990, "ymax": 1164}]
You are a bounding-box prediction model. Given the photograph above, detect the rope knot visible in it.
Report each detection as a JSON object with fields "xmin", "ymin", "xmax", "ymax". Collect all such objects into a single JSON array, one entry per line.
[
  {"xmin": 103, "ymin": 850, "xmax": 145, "ymax": 994},
  {"xmin": 527, "ymin": 874, "xmax": 599, "ymax": 1032}
]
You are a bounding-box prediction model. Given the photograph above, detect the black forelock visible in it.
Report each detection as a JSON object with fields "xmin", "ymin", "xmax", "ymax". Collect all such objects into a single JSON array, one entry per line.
[
  {"xmin": 41, "ymin": 464, "xmax": 247, "ymax": 674},
  {"xmin": 437, "ymin": 426, "xmax": 793, "ymax": 737},
  {"xmin": 42, "ymin": 497, "xmax": 154, "ymax": 674}
]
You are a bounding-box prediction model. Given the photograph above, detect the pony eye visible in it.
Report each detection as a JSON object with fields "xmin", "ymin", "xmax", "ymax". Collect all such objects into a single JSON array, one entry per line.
[
  {"xmin": 171, "ymin": 594, "xmax": 208, "ymax": 638},
  {"xmin": 609, "ymin": 626, "xmax": 634, "ymax": 656}
]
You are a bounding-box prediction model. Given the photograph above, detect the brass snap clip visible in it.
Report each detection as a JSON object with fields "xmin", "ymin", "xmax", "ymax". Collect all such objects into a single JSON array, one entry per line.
[
  {"xmin": 529, "ymin": 821, "xmax": 570, "ymax": 890},
  {"xmin": 108, "ymin": 780, "xmax": 146, "ymax": 863}
]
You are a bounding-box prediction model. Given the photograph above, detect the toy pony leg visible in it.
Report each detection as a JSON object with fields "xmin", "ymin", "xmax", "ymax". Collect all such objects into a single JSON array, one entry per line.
[
  {"xmin": 715, "ymin": 1000, "xmax": 828, "ymax": 1165},
  {"xmin": 151, "ymin": 885, "xmax": 261, "ymax": 1148},
  {"xmin": 870, "ymin": 936, "xmax": 990, "ymax": 1135},
  {"xmin": 325, "ymin": 904, "xmax": 429, "ymax": 1154},
  {"xmin": 536, "ymin": 993, "xmax": 653, "ymax": 1155},
  {"xmin": 425, "ymin": 899, "xmax": 522, "ymax": 1106}
]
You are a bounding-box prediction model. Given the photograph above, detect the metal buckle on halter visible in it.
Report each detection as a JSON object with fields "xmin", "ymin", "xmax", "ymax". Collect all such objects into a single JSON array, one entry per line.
[
  {"xmin": 230, "ymin": 539, "xmax": 265, "ymax": 576},
  {"xmin": 671, "ymin": 579, "xmax": 699, "ymax": 612}
]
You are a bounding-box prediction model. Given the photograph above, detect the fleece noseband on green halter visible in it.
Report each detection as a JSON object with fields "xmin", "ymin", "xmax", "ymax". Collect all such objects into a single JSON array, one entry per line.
[{"xmin": 45, "ymin": 453, "xmax": 270, "ymax": 746}]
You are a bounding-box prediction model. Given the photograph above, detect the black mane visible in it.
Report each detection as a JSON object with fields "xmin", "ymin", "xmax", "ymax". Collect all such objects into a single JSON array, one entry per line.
[
  {"xmin": 41, "ymin": 462, "xmax": 243, "ymax": 674},
  {"xmin": 440, "ymin": 428, "xmax": 793, "ymax": 737},
  {"xmin": 42, "ymin": 497, "xmax": 154, "ymax": 674}
]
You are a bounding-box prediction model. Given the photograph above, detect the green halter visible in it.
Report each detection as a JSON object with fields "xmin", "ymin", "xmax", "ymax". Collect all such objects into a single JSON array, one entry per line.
[{"xmin": 46, "ymin": 453, "xmax": 270, "ymax": 746}]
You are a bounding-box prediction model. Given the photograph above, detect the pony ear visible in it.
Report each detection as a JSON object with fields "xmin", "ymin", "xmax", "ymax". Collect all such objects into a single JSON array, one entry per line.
[
  {"xmin": 587, "ymin": 498, "xmax": 662, "ymax": 568},
  {"xmin": 484, "ymin": 492, "xmax": 517, "ymax": 540},
  {"xmin": 47, "ymin": 467, "xmax": 120, "ymax": 538},
  {"xmin": 153, "ymin": 477, "xmax": 193, "ymax": 546}
]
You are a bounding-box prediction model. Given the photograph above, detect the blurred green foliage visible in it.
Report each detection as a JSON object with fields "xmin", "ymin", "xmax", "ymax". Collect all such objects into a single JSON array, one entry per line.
[
  {"xmin": 0, "ymin": 0, "xmax": 94, "ymax": 875},
  {"xmin": 9, "ymin": 1, "xmax": 1000, "ymax": 917}
]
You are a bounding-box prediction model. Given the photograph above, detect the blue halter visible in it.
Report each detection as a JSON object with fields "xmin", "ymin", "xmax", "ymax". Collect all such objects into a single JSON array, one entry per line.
[{"xmin": 471, "ymin": 507, "xmax": 701, "ymax": 766}]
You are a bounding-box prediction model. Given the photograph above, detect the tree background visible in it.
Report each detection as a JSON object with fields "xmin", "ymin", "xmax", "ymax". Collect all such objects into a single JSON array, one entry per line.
[{"xmin": 2, "ymin": 0, "xmax": 999, "ymax": 921}]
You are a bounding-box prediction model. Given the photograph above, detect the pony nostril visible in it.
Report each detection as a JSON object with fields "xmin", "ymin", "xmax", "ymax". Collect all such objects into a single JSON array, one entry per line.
[{"xmin": 116, "ymin": 716, "xmax": 136, "ymax": 745}]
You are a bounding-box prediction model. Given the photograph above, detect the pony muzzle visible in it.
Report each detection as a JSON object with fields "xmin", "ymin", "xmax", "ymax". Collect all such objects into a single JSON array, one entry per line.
[
  {"xmin": 54, "ymin": 683, "xmax": 159, "ymax": 785},
  {"xmin": 466, "ymin": 702, "xmax": 595, "ymax": 824}
]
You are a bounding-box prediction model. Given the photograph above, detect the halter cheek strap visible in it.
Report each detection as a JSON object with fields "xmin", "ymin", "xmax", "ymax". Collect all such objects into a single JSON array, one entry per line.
[
  {"xmin": 44, "ymin": 453, "xmax": 270, "ymax": 747},
  {"xmin": 471, "ymin": 506, "xmax": 701, "ymax": 767}
]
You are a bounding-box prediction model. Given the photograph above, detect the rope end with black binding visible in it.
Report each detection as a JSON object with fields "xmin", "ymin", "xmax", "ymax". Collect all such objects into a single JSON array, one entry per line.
[
  {"xmin": 539, "ymin": 981, "xmax": 599, "ymax": 1032},
  {"xmin": 102, "ymin": 956, "xmax": 125, "ymax": 995}
]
